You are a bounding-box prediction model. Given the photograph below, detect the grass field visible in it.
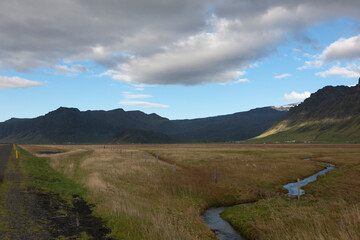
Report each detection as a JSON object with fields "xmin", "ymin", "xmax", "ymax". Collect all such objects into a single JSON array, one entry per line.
[{"xmin": 21, "ymin": 144, "xmax": 360, "ymax": 240}]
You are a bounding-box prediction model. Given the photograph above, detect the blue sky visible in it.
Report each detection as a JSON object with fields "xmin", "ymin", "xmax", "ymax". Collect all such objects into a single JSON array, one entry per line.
[{"xmin": 0, "ymin": 1, "xmax": 360, "ymax": 121}]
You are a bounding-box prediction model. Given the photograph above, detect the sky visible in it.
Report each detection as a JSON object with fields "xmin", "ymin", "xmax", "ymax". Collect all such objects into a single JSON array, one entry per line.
[{"xmin": 1, "ymin": 0, "xmax": 360, "ymax": 122}]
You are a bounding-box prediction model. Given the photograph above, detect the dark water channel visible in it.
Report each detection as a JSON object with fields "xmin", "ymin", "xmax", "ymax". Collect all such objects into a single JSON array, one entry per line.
[{"xmin": 202, "ymin": 160, "xmax": 337, "ymax": 240}]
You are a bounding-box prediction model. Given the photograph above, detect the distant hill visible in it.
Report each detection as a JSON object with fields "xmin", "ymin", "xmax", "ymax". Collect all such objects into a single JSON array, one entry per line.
[
  {"xmin": 0, "ymin": 107, "xmax": 169, "ymax": 144},
  {"xmin": 0, "ymin": 106, "xmax": 287, "ymax": 144},
  {"xmin": 252, "ymin": 82, "xmax": 360, "ymax": 143},
  {"xmin": 112, "ymin": 129, "xmax": 174, "ymax": 144},
  {"xmin": 158, "ymin": 107, "xmax": 289, "ymax": 143}
]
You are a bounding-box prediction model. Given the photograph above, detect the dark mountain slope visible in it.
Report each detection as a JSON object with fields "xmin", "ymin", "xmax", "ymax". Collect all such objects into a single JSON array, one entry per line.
[
  {"xmin": 158, "ymin": 107, "xmax": 288, "ymax": 142},
  {"xmin": 0, "ymin": 105, "xmax": 287, "ymax": 144},
  {"xmin": 253, "ymin": 83, "xmax": 360, "ymax": 143},
  {"xmin": 0, "ymin": 107, "xmax": 169, "ymax": 143},
  {"xmin": 286, "ymin": 85, "xmax": 359, "ymax": 122},
  {"xmin": 112, "ymin": 129, "xmax": 174, "ymax": 144}
]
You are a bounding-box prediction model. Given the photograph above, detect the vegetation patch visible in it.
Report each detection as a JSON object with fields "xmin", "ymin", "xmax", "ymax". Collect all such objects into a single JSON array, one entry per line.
[
  {"xmin": 222, "ymin": 154, "xmax": 360, "ymax": 240},
  {"xmin": 11, "ymin": 147, "xmax": 113, "ymax": 239},
  {"xmin": 20, "ymin": 144, "xmax": 360, "ymax": 239}
]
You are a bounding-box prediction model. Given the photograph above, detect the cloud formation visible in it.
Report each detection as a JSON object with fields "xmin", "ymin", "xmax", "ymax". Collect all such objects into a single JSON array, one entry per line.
[
  {"xmin": 321, "ymin": 34, "xmax": 360, "ymax": 63},
  {"xmin": 54, "ymin": 64, "xmax": 90, "ymax": 76},
  {"xmin": 298, "ymin": 34, "xmax": 360, "ymax": 79},
  {"xmin": 119, "ymin": 100, "xmax": 168, "ymax": 108},
  {"xmin": 1, "ymin": 1, "xmax": 360, "ymax": 84},
  {"xmin": 284, "ymin": 91, "xmax": 311, "ymax": 100},
  {"xmin": 123, "ymin": 93, "xmax": 153, "ymax": 99},
  {"xmin": 316, "ymin": 65, "xmax": 360, "ymax": 78},
  {"xmin": 120, "ymin": 91, "xmax": 167, "ymax": 108},
  {"xmin": 274, "ymin": 73, "xmax": 292, "ymax": 79},
  {"xmin": 0, "ymin": 76, "xmax": 43, "ymax": 89}
]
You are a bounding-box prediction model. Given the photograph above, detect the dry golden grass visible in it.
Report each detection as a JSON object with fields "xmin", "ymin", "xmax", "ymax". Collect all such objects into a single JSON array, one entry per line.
[{"xmin": 21, "ymin": 144, "xmax": 360, "ymax": 240}]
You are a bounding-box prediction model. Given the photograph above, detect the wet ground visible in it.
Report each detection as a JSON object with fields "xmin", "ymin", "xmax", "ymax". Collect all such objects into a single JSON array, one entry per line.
[
  {"xmin": 203, "ymin": 206, "xmax": 245, "ymax": 240},
  {"xmin": 203, "ymin": 159, "xmax": 337, "ymax": 240},
  {"xmin": 283, "ymin": 162, "xmax": 336, "ymax": 196},
  {"xmin": 0, "ymin": 146, "xmax": 112, "ymax": 240}
]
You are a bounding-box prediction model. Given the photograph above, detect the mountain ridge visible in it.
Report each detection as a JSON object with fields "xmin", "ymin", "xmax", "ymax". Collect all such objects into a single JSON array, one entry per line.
[
  {"xmin": 0, "ymin": 106, "xmax": 287, "ymax": 144},
  {"xmin": 253, "ymin": 82, "xmax": 360, "ymax": 143}
]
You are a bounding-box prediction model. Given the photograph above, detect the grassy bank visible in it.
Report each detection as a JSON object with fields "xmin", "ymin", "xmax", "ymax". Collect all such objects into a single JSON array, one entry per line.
[
  {"xmin": 3, "ymin": 147, "xmax": 112, "ymax": 239},
  {"xmin": 21, "ymin": 144, "xmax": 360, "ymax": 239},
  {"xmin": 222, "ymin": 146, "xmax": 360, "ymax": 240},
  {"xmin": 18, "ymin": 147, "xmax": 86, "ymax": 198},
  {"xmin": 251, "ymin": 116, "xmax": 360, "ymax": 144}
]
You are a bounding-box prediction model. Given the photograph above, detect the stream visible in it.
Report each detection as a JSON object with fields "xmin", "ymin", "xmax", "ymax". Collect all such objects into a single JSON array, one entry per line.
[{"xmin": 202, "ymin": 159, "xmax": 337, "ymax": 240}]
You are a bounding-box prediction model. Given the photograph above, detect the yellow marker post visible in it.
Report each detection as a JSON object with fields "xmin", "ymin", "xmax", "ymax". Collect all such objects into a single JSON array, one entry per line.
[
  {"xmin": 16, "ymin": 151, "xmax": 18, "ymax": 159},
  {"xmin": 13, "ymin": 144, "xmax": 16, "ymax": 150}
]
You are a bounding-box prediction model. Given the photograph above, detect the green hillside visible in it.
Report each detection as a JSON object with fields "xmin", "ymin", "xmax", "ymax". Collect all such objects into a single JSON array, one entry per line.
[{"xmin": 252, "ymin": 83, "xmax": 360, "ymax": 143}]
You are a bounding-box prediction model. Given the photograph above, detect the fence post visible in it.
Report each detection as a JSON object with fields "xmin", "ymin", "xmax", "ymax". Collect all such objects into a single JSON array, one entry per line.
[
  {"xmin": 297, "ymin": 178, "xmax": 300, "ymax": 200},
  {"xmin": 156, "ymin": 153, "xmax": 158, "ymax": 164}
]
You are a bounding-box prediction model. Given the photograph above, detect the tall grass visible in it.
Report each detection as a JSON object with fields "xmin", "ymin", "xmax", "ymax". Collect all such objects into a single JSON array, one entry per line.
[{"xmin": 22, "ymin": 144, "xmax": 360, "ymax": 239}]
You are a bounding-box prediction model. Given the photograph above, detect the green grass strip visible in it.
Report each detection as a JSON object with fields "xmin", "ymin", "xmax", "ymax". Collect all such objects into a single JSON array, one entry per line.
[{"xmin": 17, "ymin": 147, "xmax": 86, "ymax": 198}]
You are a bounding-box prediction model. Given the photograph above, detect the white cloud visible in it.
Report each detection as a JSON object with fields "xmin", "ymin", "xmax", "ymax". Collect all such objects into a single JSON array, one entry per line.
[
  {"xmin": 120, "ymin": 91, "xmax": 168, "ymax": 109},
  {"xmin": 119, "ymin": 100, "xmax": 168, "ymax": 108},
  {"xmin": 284, "ymin": 91, "xmax": 311, "ymax": 100},
  {"xmin": 123, "ymin": 93, "xmax": 152, "ymax": 99},
  {"xmin": 322, "ymin": 34, "xmax": 360, "ymax": 63},
  {"xmin": 99, "ymin": 70, "xmax": 132, "ymax": 83},
  {"xmin": 234, "ymin": 78, "xmax": 250, "ymax": 83},
  {"xmin": 54, "ymin": 64, "xmax": 89, "ymax": 76},
  {"xmin": 2, "ymin": 1, "xmax": 360, "ymax": 84},
  {"xmin": 111, "ymin": 16, "xmax": 283, "ymax": 85},
  {"xmin": 0, "ymin": 76, "xmax": 43, "ymax": 89},
  {"xmin": 297, "ymin": 60, "xmax": 323, "ymax": 70},
  {"xmin": 298, "ymin": 34, "xmax": 360, "ymax": 76},
  {"xmin": 316, "ymin": 65, "xmax": 360, "ymax": 78},
  {"xmin": 274, "ymin": 73, "xmax": 292, "ymax": 79}
]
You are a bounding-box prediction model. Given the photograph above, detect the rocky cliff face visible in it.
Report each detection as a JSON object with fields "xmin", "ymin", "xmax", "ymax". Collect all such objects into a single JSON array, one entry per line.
[{"xmin": 287, "ymin": 85, "xmax": 359, "ymax": 122}]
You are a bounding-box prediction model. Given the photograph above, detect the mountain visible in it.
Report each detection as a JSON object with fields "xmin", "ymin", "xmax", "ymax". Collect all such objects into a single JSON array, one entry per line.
[
  {"xmin": 0, "ymin": 108, "xmax": 168, "ymax": 143},
  {"xmin": 0, "ymin": 106, "xmax": 287, "ymax": 144},
  {"xmin": 157, "ymin": 107, "xmax": 288, "ymax": 143},
  {"xmin": 111, "ymin": 129, "xmax": 174, "ymax": 144},
  {"xmin": 271, "ymin": 103, "xmax": 300, "ymax": 112},
  {"xmin": 252, "ymin": 82, "xmax": 360, "ymax": 143}
]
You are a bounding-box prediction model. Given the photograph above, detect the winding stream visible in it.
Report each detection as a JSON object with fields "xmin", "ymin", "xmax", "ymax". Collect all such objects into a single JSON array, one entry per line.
[
  {"xmin": 283, "ymin": 161, "xmax": 336, "ymax": 196},
  {"xmin": 202, "ymin": 206, "xmax": 245, "ymax": 240},
  {"xmin": 202, "ymin": 159, "xmax": 337, "ymax": 240}
]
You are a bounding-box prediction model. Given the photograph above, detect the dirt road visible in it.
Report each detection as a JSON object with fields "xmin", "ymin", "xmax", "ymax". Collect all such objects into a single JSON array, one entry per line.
[{"xmin": 0, "ymin": 144, "xmax": 11, "ymax": 183}]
